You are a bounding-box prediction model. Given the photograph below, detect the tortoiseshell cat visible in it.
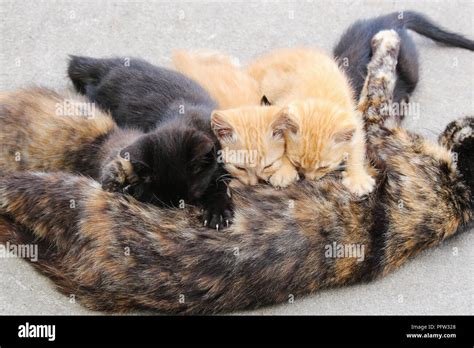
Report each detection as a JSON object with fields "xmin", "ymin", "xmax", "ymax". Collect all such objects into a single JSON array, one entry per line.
[
  {"xmin": 0, "ymin": 88, "xmax": 230, "ymax": 229},
  {"xmin": 247, "ymin": 48, "xmax": 375, "ymax": 196},
  {"xmin": 1, "ymin": 30, "xmax": 472, "ymax": 314}
]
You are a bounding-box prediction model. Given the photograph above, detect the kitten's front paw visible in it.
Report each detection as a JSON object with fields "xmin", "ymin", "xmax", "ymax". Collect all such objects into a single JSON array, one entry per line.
[
  {"xmin": 100, "ymin": 160, "xmax": 128, "ymax": 193},
  {"xmin": 269, "ymin": 165, "xmax": 299, "ymax": 189},
  {"xmin": 203, "ymin": 204, "xmax": 234, "ymax": 231},
  {"xmin": 342, "ymin": 171, "xmax": 376, "ymax": 196}
]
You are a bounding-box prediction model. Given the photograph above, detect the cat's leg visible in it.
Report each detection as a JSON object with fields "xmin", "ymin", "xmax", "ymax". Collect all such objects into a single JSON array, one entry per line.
[
  {"xmin": 341, "ymin": 126, "xmax": 376, "ymax": 196},
  {"xmin": 357, "ymin": 30, "xmax": 401, "ymax": 135},
  {"xmin": 439, "ymin": 116, "xmax": 474, "ymax": 198},
  {"xmin": 341, "ymin": 30, "xmax": 400, "ymax": 197},
  {"xmin": 100, "ymin": 155, "xmax": 138, "ymax": 193},
  {"xmin": 200, "ymin": 166, "xmax": 234, "ymax": 230},
  {"xmin": 268, "ymin": 156, "xmax": 299, "ymax": 189}
]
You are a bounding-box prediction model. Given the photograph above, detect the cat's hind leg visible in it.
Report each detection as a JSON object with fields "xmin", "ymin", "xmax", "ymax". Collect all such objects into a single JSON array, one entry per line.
[{"xmin": 439, "ymin": 116, "xmax": 474, "ymax": 198}]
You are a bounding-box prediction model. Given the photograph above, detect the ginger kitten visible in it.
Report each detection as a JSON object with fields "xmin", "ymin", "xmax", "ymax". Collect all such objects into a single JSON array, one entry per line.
[
  {"xmin": 247, "ymin": 48, "xmax": 375, "ymax": 196},
  {"xmin": 172, "ymin": 50, "xmax": 298, "ymax": 187},
  {"xmin": 211, "ymin": 105, "xmax": 299, "ymax": 187}
]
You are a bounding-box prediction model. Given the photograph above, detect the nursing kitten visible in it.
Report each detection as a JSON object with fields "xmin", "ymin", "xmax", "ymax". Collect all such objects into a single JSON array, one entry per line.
[
  {"xmin": 333, "ymin": 10, "xmax": 474, "ymax": 106},
  {"xmin": 0, "ymin": 88, "xmax": 228, "ymax": 229},
  {"xmin": 1, "ymin": 31, "xmax": 472, "ymax": 314},
  {"xmin": 68, "ymin": 56, "xmax": 233, "ymax": 229},
  {"xmin": 171, "ymin": 50, "xmax": 296, "ymax": 187},
  {"xmin": 247, "ymin": 48, "xmax": 374, "ymax": 196},
  {"xmin": 211, "ymin": 105, "xmax": 298, "ymax": 186}
]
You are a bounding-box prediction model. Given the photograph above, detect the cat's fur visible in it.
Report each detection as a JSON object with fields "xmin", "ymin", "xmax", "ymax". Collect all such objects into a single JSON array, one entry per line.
[
  {"xmin": 0, "ymin": 31, "xmax": 472, "ymax": 314},
  {"xmin": 247, "ymin": 48, "xmax": 375, "ymax": 196},
  {"xmin": 172, "ymin": 50, "xmax": 261, "ymax": 109},
  {"xmin": 211, "ymin": 105, "xmax": 295, "ymax": 186},
  {"xmin": 68, "ymin": 56, "xmax": 233, "ymax": 229},
  {"xmin": 172, "ymin": 49, "xmax": 297, "ymax": 187},
  {"xmin": 333, "ymin": 10, "xmax": 474, "ymax": 106},
  {"xmin": 0, "ymin": 88, "xmax": 230, "ymax": 229}
]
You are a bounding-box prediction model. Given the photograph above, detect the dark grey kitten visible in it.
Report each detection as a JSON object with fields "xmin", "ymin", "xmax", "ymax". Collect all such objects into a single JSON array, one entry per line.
[{"xmin": 334, "ymin": 10, "xmax": 474, "ymax": 111}]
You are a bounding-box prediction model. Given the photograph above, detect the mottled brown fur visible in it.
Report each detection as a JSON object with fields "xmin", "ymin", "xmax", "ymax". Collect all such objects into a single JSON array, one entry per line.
[
  {"xmin": 0, "ymin": 88, "xmax": 142, "ymax": 179},
  {"xmin": 0, "ymin": 31, "xmax": 472, "ymax": 313}
]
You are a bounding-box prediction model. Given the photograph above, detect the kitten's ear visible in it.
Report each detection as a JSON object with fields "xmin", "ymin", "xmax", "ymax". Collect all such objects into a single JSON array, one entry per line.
[
  {"xmin": 261, "ymin": 95, "xmax": 271, "ymax": 106},
  {"xmin": 333, "ymin": 128, "xmax": 356, "ymax": 143},
  {"xmin": 271, "ymin": 106, "xmax": 299, "ymax": 138},
  {"xmin": 211, "ymin": 111, "xmax": 234, "ymax": 141},
  {"xmin": 191, "ymin": 134, "xmax": 216, "ymax": 163},
  {"xmin": 119, "ymin": 138, "xmax": 152, "ymax": 177}
]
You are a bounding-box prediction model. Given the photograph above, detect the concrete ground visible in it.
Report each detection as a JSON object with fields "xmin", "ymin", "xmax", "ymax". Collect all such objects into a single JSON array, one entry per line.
[{"xmin": 0, "ymin": 0, "xmax": 473, "ymax": 315}]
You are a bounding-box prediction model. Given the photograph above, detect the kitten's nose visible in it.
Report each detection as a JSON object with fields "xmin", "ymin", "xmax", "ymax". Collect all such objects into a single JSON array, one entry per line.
[{"xmin": 248, "ymin": 176, "xmax": 259, "ymax": 185}]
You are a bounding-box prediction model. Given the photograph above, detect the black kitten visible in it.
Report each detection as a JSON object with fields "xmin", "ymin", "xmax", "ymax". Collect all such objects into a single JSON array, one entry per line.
[
  {"xmin": 68, "ymin": 56, "xmax": 232, "ymax": 229},
  {"xmin": 334, "ymin": 11, "xmax": 474, "ymax": 110}
]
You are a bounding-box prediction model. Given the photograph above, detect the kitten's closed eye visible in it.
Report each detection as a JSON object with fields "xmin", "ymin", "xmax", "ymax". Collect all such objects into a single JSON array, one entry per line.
[
  {"xmin": 290, "ymin": 159, "xmax": 301, "ymax": 168},
  {"xmin": 263, "ymin": 161, "xmax": 280, "ymax": 171}
]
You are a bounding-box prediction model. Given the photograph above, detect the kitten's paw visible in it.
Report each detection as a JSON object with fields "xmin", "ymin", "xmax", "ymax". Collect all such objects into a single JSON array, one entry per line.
[
  {"xmin": 342, "ymin": 171, "xmax": 375, "ymax": 196},
  {"xmin": 100, "ymin": 159, "xmax": 129, "ymax": 193},
  {"xmin": 269, "ymin": 166, "xmax": 299, "ymax": 189},
  {"xmin": 371, "ymin": 30, "xmax": 400, "ymax": 53},
  {"xmin": 203, "ymin": 205, "xmax": 234, "ymax": 231}
]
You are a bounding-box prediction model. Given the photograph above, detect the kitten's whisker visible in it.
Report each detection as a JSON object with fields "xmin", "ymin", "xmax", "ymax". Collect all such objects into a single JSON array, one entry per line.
[
  {"xmin": 216, "ymin": 173, "xmax": 233, "ymax": 183},
  {"xmin": 419, "ymin": 127, "xmax": 442, "ymax": 137},
  {"xmin": 151, "ymin": 194, "xmax": 173, "ymax": 209}
]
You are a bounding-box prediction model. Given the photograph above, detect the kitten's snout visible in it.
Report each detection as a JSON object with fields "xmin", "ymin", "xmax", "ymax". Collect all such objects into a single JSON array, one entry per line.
[
  {"xmin": 247, "ymin": 176, "xmax": 259, "ymax": 186},
  {"xmin": 305, "ymin": 172, "xmax": 325, "ymax": 181}
]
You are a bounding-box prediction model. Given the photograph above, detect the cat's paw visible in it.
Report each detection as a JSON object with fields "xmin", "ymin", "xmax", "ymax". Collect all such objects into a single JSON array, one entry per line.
[
  {"xmin": 100, "ymin": 159, "xmax": 129, "ymax": 193},
  {"xmin": 203, "ymin": 204, "xmax": 234, "ymax": 231},
  {"xmin": 342, "ymin": 171, "xmax": 375, "ymax": 196},
  {"xmin": 269, "ymin": 165, "xmax": 299, "ymax": 189}
]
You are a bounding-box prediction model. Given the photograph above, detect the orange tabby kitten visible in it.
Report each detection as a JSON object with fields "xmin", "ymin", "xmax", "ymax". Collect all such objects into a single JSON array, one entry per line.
[
  {"xmin": 211, "ymin": 105, "xmax": 298, "ymax": 186},
  {"xmin": 172, "ymin": 50, "xmax": 299, "ymax": 187},
  {"xmin": 247, "ymin": 48, "xmax": 375, "ymax": 196}
]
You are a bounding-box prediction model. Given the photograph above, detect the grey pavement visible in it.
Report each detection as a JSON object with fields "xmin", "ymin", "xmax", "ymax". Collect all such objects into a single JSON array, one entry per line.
[{"xmin": 0, "ymin": 0, "xmax": 473, "ymax": 315}]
